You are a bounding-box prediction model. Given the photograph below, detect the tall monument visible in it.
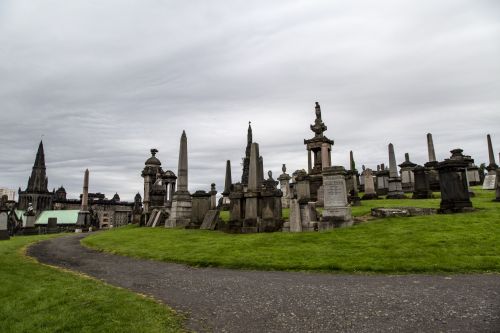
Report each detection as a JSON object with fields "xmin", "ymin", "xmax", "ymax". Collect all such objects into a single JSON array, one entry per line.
[
  {"xmin": 386, "ymin": 143, "xmax": 405, "ymax": 199},
  {"xmin": 424, "ymin": 133, "xmax": 440, "ymax": 191},
  {"xmin": 166, "ymin": 131, "xmax": 192, "ymax": 227},
  {"xmin": 304, "ymin": 102, "xmax": 334, "ymax": 201},
  {"xmin": 76, "ymin": 169, "xmax": 91, "ymax": 229}
]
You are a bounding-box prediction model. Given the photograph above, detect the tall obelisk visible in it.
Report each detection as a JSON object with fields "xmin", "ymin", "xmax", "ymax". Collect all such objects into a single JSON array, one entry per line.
[
  {"xmin": 424, "ymin": 133, "xmax": 440, "ymax": 191},
  {"xmin": 387, "ymin": 143, "xmax": 405, "ymax": 199},
  {"xmin": 76, "ymin": 169, "xmax": 91, "ymax": 229},
  {"xmin": 166, "ymin": 131, "xmax": 192, "ymax": 228}
]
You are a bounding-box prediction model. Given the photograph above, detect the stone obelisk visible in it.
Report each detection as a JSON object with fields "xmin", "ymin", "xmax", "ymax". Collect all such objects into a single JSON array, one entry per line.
[
  {"xmin": 424, "ymin": 133, "xmax": 440, "ymax": 191},
  {"xmin": 349, "ymin": 151, "xmax": 361, "ymax": 206},
  {"xmin": 166, "ymin": 131, "xmax": 192, "ymax": 228},
  {"xmin": 486, "ymin": 134, "xmax": 498, "ymax": 173},
  {"xmin": 244, "ymin": 143, "xmax": 260, "ymax": 231},
  {"xmin": 221, "ymin": 160, "xmax": 232, "ymax": 208},
  {"xmin": 76, "ymin": 169, "xmax": 91, "ymax": 230},
  {"xmin": 387, "ymin": 143, "xmax": 405, "ymax": 199}
]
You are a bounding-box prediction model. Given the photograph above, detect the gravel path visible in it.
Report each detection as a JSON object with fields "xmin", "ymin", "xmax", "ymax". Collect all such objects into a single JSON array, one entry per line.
[{"xmin": 28, "ymin": 234, "xmax": 500, "ymax": 333}]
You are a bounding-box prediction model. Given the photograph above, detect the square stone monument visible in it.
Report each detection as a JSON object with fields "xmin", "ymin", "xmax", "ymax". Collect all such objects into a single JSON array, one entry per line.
[{"xmin": 320, "ymin": 166, "xmax": 353, "ymax": 229}]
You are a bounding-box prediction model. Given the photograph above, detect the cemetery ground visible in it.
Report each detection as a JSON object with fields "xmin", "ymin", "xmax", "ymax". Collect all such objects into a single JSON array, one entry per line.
[
  {"xmin": 83, "ymin": 187, "xmax": 500, "ymax": 274},
  {"xmin": 0, "ymin": 234, "xmax": 185, "ymax": 333}
]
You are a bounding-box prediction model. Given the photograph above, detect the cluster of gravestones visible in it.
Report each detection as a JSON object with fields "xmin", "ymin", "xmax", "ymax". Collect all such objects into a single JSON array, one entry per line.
[{"xmin": 133, "ymin": 103, "xmax": 498, "ymax": 235}]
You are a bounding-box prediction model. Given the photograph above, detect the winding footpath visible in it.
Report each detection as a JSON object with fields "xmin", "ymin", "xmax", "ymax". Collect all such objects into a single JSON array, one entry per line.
[{"xmin": 28, "ymin": 234, "xmax": 500, "ymax": 333}]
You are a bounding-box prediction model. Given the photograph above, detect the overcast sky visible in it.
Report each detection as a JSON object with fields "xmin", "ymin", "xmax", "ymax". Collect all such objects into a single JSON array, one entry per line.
[{"xmin": 1, "ymin": 0, "xmax": 499, "ymax": 201}]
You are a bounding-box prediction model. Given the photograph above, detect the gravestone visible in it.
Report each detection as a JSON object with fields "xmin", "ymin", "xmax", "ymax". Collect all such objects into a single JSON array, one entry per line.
[
  {"xmin": 399, "ymin": 153, "xmax": 417, "ymax": 192},
  {"xmin": 495, "ymin": 169, "xmax": 500, "ymax": 202},
  {"xmin": 320, "ymin": 166, "xmax": 353, "ymax": 228},
  {"xmin": 0, "ymin": 212, "xmax": 9, "ymax": 240},
  {"xmin": 189, "ymin": 190, "xmax": 211, "ymax": 228},
  {"xmin": 362, "ymin": 168, "xmax": 378, "ymax": 200},
  {"xmin": 425, "ymin": 133, "xmax": 440, "ymax": 191},
  {"xmin": 437, "ymin": 149, "xmax": 473, "ymax": 213},
  {"xmin": 200, "ymin": 210, "xmax": 219, "ymax": 230},
  {"xmin": 376, "ymin": 164, "xmax": 389, "ymax": 196},
  {"xmin": 47, "ymin": 217, "xmax": 59, "ymax": 233},
  {"xmin": 413, "ymin": 166, "xmax": 433, "ymax": 199},
  {"xmin": 482, "ymin": 174, "xmax": 497, "ymax": 190}
]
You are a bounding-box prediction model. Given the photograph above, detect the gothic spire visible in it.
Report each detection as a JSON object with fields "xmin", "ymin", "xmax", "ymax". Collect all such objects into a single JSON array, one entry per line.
[{"xmin": 33, "ymin": 140, "xmax": 46, "ymax": 169}]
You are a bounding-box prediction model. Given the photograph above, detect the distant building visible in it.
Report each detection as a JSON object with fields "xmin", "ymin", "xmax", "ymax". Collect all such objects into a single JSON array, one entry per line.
[
  {"xmin": 0, "ymin": 188, "xmax": 16, "ymax": 201},
  {"xmin": 14, "ymin": 141, "xmax": 140, "ymax": 230}
]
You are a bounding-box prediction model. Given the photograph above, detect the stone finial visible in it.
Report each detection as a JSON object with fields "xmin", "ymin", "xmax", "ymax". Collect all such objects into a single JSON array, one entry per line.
[
  {"xmin": 362, "ymin": 165, "xmax": 366, "ymax": 171},
  {"xmin": 150, "ymin": 148, "xmax": 158, "ymax": 156},
  {"xmin": 282, "ymin": 164, "xmax": 286, "ymax": 173},
  {"xmin": 211, "ymin": 183, "xmax": 216, "ymax": 191},
  {"xmin": 381, "ymin": 163, "xmax": 385, "ymax": 171},
  {"xmin": 268, "ymin": 170, "xmax": 273, "ymax": 179},
  {"xmin": 405, "ymin": 153, "xmax": 410, "ymax": 162}
]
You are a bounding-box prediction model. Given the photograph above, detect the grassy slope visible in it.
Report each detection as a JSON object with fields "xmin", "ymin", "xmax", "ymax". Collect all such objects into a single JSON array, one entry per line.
[
  {"xmin": 83, "ymin": 188, "xmax": 500, "ymax": 273},
  {"xmin": 0, "ymin": 235, "xmax": 184, "ymax": 333}
]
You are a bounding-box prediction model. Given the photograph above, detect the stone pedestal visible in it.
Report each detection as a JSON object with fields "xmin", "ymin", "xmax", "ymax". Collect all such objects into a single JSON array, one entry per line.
[
  {"xmin": 437, "ymin": 149, "xmax": 473, "ymax": 213},
  {"xmin": 320, "ymin": 166, "xmax": 353, "ymax": 228},
  {"xmin": 76, "ymin": 211, "xmax": 91, "ymax": 228},
  {"xmin": 167, "ymin": 192, "xmax": 192, "ymax": 228},
  {"xmin": 424, "ymin": 161, "xmax": 440, "ymax": 192},
  {"xmin": 376, "ymin": 169, "xmax": 389, "ymax": 196}
]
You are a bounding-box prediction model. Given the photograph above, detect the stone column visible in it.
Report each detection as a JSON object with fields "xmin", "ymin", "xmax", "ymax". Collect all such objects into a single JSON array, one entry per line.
[
  {"xmin": 277, "ymin": 164, "xmax": 291, "ymax": 208},
  {"xmin": 166, "ymin": 131, "xmax": 192, "ymax": 228},
  {"xmin": 259, "ymin": 156, "xmax": 264, "ymax": 185},
  {"xmin": 307, "ymin": 149, "xmax": 312, "ymax": 174},
  {"xmin": 223, "ymin": 160, "xmax": 232, "ymax": 195},
  {"xmin": 427, "ymin": 133, "xmax": 437, "ymax": 162},
  {"xmin": 209, "ymin": 183, "xmax": 217, "ymax": 209},
  {"xmin": 82, "ymin": 168, "xmax": 89, "ymax": 211},
  {"xmin": 321, "ymin": 143, "xmax": 330, "ymax": 169},
  {"xmin": 320, "ymin": 166, "xmax": 353, "ymax": 229}
]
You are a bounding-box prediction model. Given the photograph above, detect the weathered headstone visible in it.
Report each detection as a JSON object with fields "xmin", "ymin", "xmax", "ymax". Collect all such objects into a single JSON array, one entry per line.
[
  {"xmin": 0, "ymin": 212, "xmax": 9, "ymax": 240},
  {"xmin": 200, "ymin": 210, "xmax": 219, "ymax": 230},
  {"xmin": 412, "ymin": 166, "xmax": 433, "ymax": 199},
  {"xmin": 376, "ymin": 164, "xmax": 389, "ymax": 196},
  {"xmin": 362, "ymin": 168, "xmax": 378, "ymax": 200},
  {"xmin": 438, "ymin": 149, "xmax": 473, "ymax": 213},
  {"xmin": 320, "ymin": 166, "xmax": 353, "ymax": 228},
  {"xmin": 189, "ymin": 190, "xmax": 211, "ymax": 228}
]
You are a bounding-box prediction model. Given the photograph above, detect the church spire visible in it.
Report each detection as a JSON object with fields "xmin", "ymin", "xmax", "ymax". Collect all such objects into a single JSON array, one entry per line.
[
  {"xmin": 26, "ymin": 140, "xmax": 49, "ymax": 193},
  {"xmin": 33, "ymin": 140, "xmax": 46, "ymax": 169}
]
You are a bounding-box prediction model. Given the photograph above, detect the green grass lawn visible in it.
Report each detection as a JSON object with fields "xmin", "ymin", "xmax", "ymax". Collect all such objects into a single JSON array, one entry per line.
[
  {"xmin": 0, "ymin": 235, "xmax": 184, "ymax": 333},
  {"xmin": 83, "ymin": 187, "xmax": 500, "ymax": 274}
]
